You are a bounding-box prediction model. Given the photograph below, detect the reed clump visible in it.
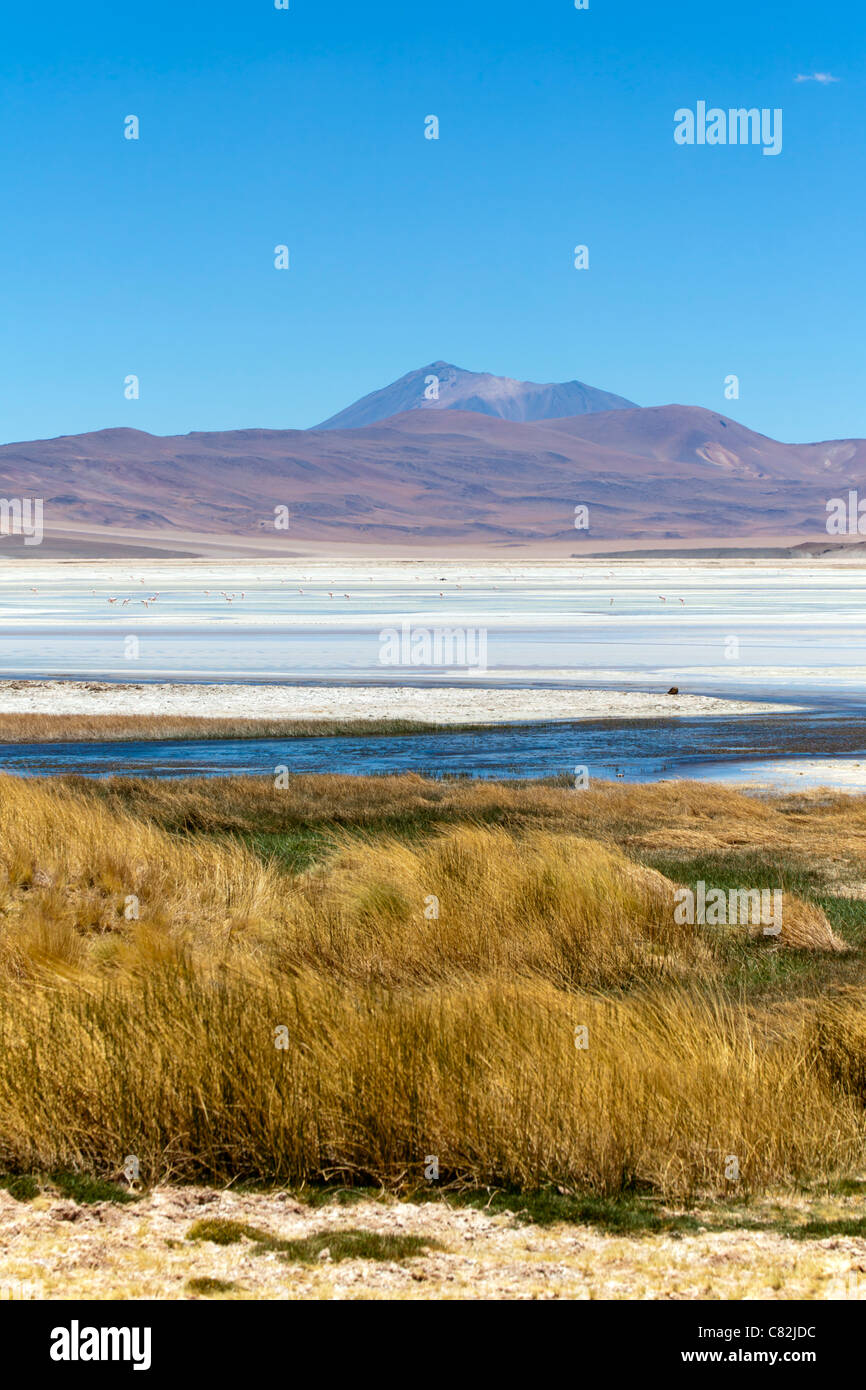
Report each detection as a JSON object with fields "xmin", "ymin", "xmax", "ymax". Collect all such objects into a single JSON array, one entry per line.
[{"xmin": 0, "ymin": 773, "xmax": 863, "ymax": 1197}]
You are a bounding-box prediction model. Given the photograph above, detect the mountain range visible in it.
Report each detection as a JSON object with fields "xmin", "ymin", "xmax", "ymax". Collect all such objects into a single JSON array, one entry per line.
[
  {"xmin": 0, "ymin": 364, "xmax": 863, "ymax": 557},
  {"xmin": 315, "ymin": 362, "xmax": 637, "ymax": 429}
]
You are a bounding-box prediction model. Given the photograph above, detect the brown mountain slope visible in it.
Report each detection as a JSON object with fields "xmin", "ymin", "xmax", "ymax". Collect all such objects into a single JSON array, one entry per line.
[{"xmin": 0, "ymin": 406, "xmax": 863, "ymax": 554}]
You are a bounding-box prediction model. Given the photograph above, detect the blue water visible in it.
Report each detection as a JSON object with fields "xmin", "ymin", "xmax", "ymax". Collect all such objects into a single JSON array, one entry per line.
[
  {"xmin": 3, "ymin": 709, "xmax": 864, "ymax": 783},
  {"xmin": 2, "ymin": 564, "xmax": 865, "ymax": 786}
]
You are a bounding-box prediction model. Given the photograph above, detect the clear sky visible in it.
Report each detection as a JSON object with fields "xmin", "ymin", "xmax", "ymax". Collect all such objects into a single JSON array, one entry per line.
[{"xmin": 1, "ymin": 0, "xmax": 863, "ymax": 444}]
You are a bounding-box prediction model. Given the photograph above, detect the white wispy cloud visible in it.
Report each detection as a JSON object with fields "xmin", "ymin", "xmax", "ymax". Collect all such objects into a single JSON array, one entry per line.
[{"xmin": 795, "ymin": 72, "xmax": 840, "ymax": 83}]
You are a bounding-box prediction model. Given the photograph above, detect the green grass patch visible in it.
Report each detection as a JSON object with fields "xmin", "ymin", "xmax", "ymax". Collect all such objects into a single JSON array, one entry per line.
[
  {"xmin": 828, "ymin": 1177, "xmax": 866, "ymax": 1196},
  {"xmin": 186, "ymin": 1215, "xmax": 437, "ymax": 1263},
  {"xmin": 440, "ymin": 1188, "xmax": 702, "ymax": 1236},
  {"xmin": 243, "ymin": 827, "xmax": 336, "ymax": 875},
  {"xmin": 418, "ymin": 1185, "xmax": 866, "ymax": 1241},
  {"xmin": 49, "ymin": 1172, "xmax": 140, "ymax": 1204},
  {"xmin": 185, "ymin": 1276, "xmax": 239, "ymax": 1295},
  {"xmin": 0, "ymin": 1174, "xmax": 39, "ymax": 1202},
  {"xmin": 790, "ymin": 1216, "xmax": 866, "ymax": 1240},
  {"xmin": 640, "ymin": 849, "xmax": 823, "ymax": 899},
  {"xmin": 639, "ymin": 849, "xmax": 866, "ymax": 997},
  {"xmin": 186, "ymin": 1218, "xmax": 271, "ymax": 1246},
  {"xmin": 275, "ymin": 1229, "xmax": 439, "ymax": 1264},
  {"xmin": 0, "ymin": 1171, "xmax": 140, "ymax": 1204}
]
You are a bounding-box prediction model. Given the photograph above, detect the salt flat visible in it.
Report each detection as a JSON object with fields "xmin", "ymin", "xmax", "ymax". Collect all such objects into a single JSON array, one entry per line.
[
  {"xmin": 0, "ymin": 679, "xmax": 797, "ymax": 723},
  {"xmin": 680, "ymin": 757, "xmax": 866, "ymax": 793},
  {"xmin": 0, "ymin": 559, "xmax": 862, "ymax": 700}
]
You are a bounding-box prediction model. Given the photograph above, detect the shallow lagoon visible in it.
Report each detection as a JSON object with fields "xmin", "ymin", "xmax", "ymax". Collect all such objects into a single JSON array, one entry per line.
[
  {"xmin": 3, "ymin": 708, "xmax": 866, "ymax": 788},
  {"xmin": 1, "ymin": 561, "xmax": 864, "ymax": 786}
]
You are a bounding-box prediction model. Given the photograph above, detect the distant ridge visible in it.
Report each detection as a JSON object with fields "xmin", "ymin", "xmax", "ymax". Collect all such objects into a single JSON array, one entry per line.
[
  {"xmin": 3, "ymin": 402, "xmax": 865, "ymax": 556},
  {"xmin": 313, "ymin": 361, "xmax": 638, "ymax": 430}
]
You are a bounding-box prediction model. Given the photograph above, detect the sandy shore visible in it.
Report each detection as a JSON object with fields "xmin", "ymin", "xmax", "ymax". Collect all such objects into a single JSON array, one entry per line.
[{"xmin": 0, "ymin": 680, "xmax": 800, "ymax": 724}]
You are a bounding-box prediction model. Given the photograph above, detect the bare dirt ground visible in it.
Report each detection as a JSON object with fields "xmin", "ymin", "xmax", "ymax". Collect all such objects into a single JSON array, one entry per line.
[{"xmin": 2, "ymin": 1186, "xmax": 865, "ymax": 1302}]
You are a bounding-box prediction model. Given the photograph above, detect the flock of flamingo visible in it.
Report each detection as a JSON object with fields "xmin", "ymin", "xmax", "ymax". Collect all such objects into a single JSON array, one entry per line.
[{"xmin": 24, "ymin": 574, "xmax": 687, "ymax": 607}]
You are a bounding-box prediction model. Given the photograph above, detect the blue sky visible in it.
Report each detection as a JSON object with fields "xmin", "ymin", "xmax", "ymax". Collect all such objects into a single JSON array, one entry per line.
[{"xmin": 1, "ymin": 0, "xmax": 862, "ymax": 444}]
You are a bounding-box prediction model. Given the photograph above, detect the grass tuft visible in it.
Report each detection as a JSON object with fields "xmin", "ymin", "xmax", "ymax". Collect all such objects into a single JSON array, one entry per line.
[
  {"xmin": 185, "ymin": 1216, "xmax": 437, "ymax": 1263},
  {"xmin": 0, "ymin": 1174, "xmax": 39, "ymax": 1202},
  {"xmin": 185, "ymin": 1276, "xmax": 239, "ymax": 1295},
  {"xmin": 0, "ymin": 773, "xmax": 864, "ymax": 1202},
  {"xmin": 186, "ymin": 1218, "xmax": 270, "ymax": 1246},
  {"xmin": 276, "ymin": 1230, "xmax": 438, "ymax": 1264}
]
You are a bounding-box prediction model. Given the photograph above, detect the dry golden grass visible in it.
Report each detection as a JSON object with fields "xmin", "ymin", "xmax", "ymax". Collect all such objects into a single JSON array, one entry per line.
[
  {"xmin": 0, "ymin": 778, "xmax": 840, "ymax": 984},
  {"xmin": 811, "ymin": 988, "xmax": 866, "ymax": 1102},
  {"xmin": 0, "ymin": 773, "xmax": 863, "ymax": 1199},
  {"xmin": 56, "ymin": 769, "xmax": 866, "ymax": 881},
  {"xmin": 281, "ymin": 826, "xmax": 716, "ymax": 989},
  {"xmin": 775, "ymin": 897, "xmax": 848, "ymax": 952},
  {"xmin": 1, "ymin": 967, "xmax": 862, "ymax": 1196},
  {"xmin": 0, "ymin": 713, "xmax": 452, "ymax": 743},
  {"xmin": 0, "ymin": 776, "xmax": 278, "ymax": 978}
]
